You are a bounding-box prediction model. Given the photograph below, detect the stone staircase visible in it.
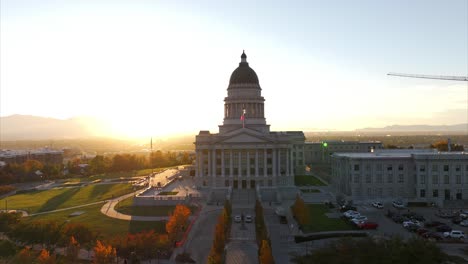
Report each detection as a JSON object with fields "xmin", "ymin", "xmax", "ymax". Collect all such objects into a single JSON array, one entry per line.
[{"xmin": 231, "ymin": 189, "xmax": 256, "ymax": 205}]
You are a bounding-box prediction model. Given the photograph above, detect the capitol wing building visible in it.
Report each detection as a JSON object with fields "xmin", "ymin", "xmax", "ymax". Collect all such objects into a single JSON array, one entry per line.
[{"xmin": 194, "ymin": 52, "xmax": 305, "ymax": 195}]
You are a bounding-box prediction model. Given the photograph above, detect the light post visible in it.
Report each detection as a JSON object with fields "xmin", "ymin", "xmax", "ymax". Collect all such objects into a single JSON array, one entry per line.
[{"xmin": 5, "ymin": 199, "xmax": 7, "ymax": 211}]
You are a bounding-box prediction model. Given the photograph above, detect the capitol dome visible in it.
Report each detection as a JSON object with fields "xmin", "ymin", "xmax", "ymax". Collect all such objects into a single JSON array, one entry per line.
[{"xmin": 229, "ymin": 51, "xmax": 259, "ymax": 85}]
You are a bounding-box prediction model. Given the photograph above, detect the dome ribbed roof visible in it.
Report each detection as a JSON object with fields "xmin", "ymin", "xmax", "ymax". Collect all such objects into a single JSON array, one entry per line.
[{"xmin": 229, "ymin": 51, "xmax": 259, "ymax": 85}]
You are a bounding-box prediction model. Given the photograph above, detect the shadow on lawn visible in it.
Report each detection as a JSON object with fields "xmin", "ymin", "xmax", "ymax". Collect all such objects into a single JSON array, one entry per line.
[
  {"xmin": 38, "ymin": 187, "xmax": 80, "ymax": 212},
  {"xmin": 90, "ymin": 183, "xmax": 113, "ymax": 200}
]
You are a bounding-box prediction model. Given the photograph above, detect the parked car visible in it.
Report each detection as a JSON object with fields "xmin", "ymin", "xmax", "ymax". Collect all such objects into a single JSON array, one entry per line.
[
  {"xmin": 245, "ymin": 215, "xmax": 252, "ymax": 223},
  {"xmin": 340, "ymin": 205, "xmax": 357, "ymax": 212},
  {"xmin": 343, "ymin": 210, "xmax": 360, "ymax": 218},
  {"xmin": 459, "ymin": 220, "xmax": 468, "ymax": 227},
  {"xmin": 452, "ymin": 216, "xmax": 463, "ymax": 224},
  {"xmin": 423, "ymin": 232, "xmax": 443, "ymax": 241},
  {"xmin": 372, "ymin": 202, "xmax": 384, "ymax": 209},
  {"xmin": 436, "ymin": 224, "xmax": 452, "ymax": 232},
  {"xmin": 279, "ymin": 215, "xmax": 288, "ymax": 224},
  {"xmin": 234, "ymin": 215, "xmax": 241, "ymax": 223},
  {"xmin": 392, "ymin": 201, "xmax": 405, "ymax": 209},
  {"xmin": 392, "ymin": 215, "xmax": 408, "ymax": 223},
  {"xmin": 404, "ymin": 223, "xmax": 420, "ymax": 232},
  {"xmin": 403, "ymin": 220, "xmax": 422, "ymax": 228},
  {"xmin": 416, "ymin": 228, "xmax": 429, "ymax": 236},
  {"xmin": 351, "ymin": 216, "xmax": 368, "ymax": 225},
  {"xmin": 436, "ymin": 211, "xmax": 455, "ymax": 218},
  {"xmin": 357, "ymin": 221, "xmax": 379, "ymax": 229},
  {"xmin": 424, "ymin": 220, "xmax": 444, "ymax": 228},
  {"xmin": 443, "ymin": 230, "xmax": 465, "ymax": 239}
]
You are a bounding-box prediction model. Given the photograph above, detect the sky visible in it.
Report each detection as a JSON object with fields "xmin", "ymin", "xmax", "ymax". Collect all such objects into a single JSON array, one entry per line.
[{"xmin": 1, "ymin": 0, "xmax": 467, "ymax": 138}]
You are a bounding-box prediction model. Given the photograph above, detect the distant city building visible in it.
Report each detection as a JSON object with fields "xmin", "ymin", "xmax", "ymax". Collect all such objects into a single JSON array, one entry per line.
[
  {"xmin": 331, "ymin": 149, "xmax": 468, "ymax": 206},
  {"xmin": 194, "ymin": 52, "xmax": 305, "ymax": 190},
  {"xmin": 0, "ymin": 148, "xmax": 64, "ymax": 165}
]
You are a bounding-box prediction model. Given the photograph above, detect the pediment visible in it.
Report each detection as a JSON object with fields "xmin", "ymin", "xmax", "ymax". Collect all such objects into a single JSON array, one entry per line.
[{"xmin": 216, "ymin": 132, "xmax": 273, "ymax": 144}]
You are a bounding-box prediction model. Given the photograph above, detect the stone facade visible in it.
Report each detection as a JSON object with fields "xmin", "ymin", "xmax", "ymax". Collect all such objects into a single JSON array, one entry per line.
[{"xmin": 331, "ymin": 149, "xmax": 468, "ymax": 206}]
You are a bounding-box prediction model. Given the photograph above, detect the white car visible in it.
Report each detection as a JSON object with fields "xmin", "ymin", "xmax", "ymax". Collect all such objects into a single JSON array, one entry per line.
[
  {"xmin": 234, "ymin": 215, "xmax": 241, "ymax": 223},
  {"xmin": 392, "ymin": 201, "xmax": 405, "ymax": 209},
  {"xmin": 443, "ymin": 230, "xmax": 465, "ymax": 239},
  {"xmin": 245, "ymin": 215, "xmax": 253, "ymax": 223},
  {"xmin": 372, "ymin": 202, "xmax": 384, "ymax": 209},
  {"xmin": 403, "ymin": 220, "xmax": 422, "ymax": 228},
  {"xmin": 460, "ymin": 220, "xmax": 468, "ymax": 227},
  {"xmin": 343, "ymin": 210, "xmax": 360, "ymax": 218},
  {"xmin": 351, "ymin": 216, "xmax": 368, "ymax": 225}
]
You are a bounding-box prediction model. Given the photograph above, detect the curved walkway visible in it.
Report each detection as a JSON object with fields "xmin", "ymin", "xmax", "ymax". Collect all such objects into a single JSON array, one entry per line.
[{"xmin": 100, "ymin": 191, "xmax": 171, "ymax": 221}]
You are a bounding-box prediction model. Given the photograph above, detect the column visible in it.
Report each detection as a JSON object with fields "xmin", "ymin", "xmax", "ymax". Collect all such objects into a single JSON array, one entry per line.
[
  {"xmin": 247, "ymin": 150, "xmax": 250, "ymax": 177},
  {"xmin": 264, "ymin": 148, "xmax": 267, "ymax": 177},
  {"xmin": 195, "ymin": 150, "xmax": 199, "ymax": 177},
  {"xmin": 207, "ymin": 150, "xmax": 211, "ymax": 177},
  {"xmin": 286, "ymin": 148, "xmax": 290, "ymax": 176},
  {"xmin": 229, "ymin": 149, "xmax": 233, "ymax": 177},
  {"xmin": 212, "ymin": 149, "xmax": 216, "ymax": 181},
  {"xmin": 255, "ymin": 149, "xmax": 259, "ymax": 177},
  {"xmin": 272, "ymin": 148, "xmax": 277, "ymax": 177},
  {"xmin": 221, "ymin": 148, "xmax": 225, "ymax": 177},
  {"xmin": 238, "ymin": 150, "xmax": 242, "ymax": 177}
]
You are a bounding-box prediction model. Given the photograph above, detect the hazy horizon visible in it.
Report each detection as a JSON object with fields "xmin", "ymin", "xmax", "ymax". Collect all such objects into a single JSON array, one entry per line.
[{"xmin": 1, "ymin": 0, "xmax": 467, "ymax": 138}]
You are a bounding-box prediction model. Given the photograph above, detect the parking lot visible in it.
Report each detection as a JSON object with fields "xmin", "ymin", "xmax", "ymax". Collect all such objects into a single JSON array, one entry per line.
[{"xmin": 345, "ymin": 202, "xmax": 468, "ymax": 243}]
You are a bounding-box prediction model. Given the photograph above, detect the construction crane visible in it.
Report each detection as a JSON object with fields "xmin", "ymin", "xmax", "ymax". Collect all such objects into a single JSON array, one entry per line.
[{"xmin": 388, "ymin": 72, "xmax": 468, "ymax": 81}]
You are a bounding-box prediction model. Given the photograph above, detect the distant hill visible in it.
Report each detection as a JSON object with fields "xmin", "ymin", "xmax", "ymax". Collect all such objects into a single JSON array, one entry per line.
[
  {"xmin": 0, "ymin": 115, "xmax": 105, "ymax": 140},
  {"xmin": 356, "ymin": 124, "xmax": 467, "ymax": 133}
]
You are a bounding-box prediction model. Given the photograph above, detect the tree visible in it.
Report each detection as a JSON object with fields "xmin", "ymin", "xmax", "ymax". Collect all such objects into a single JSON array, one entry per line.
[
  {"xmin": 213, "ymin": 213, "xmax": 226, "ymax": 253},
  {"xmin": 37, "ymin": 249, "xmax": 57, "ymax": 264},
  {"xmin": 207, "ymin": 246, "xmax": 222, "ymax": 264},
  {"xmin": 16, "ymin": 247, "xmax": 34, "ymax": 263},
  {"xmin": 93, "ymin": 240, "xmax": 116, "ymax": 264},
  {"xmin": 259, "ymin": 240, "xmax": 274, "ymax": 264},
  {"xmin": 23, "ymin": 159, "xmax": 44, "ymax": 174},
  {"xmin": 166, "ymin": 205, "xmax": 191, "ymax": 242},
  {"xmin": 66, "ymin": 236, "xmax": 80, "ymax": 263},
  {"xmin": 430, "ymin": 140, "xmax": 464, "ymax": 151}
]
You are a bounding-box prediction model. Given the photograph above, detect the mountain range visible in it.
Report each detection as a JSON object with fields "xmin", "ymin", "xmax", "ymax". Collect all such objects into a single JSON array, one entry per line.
[
  {"xmin": 0, "ymin": 115, "xmax": 106, "ymax": 141},
  {"xmin": 0, "ymin": 115, "xmax": 466, "ymax": 141}
]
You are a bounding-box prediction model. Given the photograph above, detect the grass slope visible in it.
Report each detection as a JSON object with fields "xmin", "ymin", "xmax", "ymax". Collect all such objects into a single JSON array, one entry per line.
[
  {"xmin": 302, "ymin": 204, "xmax": 353, "ymax": 233},
  {"xmin": 295, "ymin": 175, "xmax": 327, "ymax": 186},
  {"xmin": 0, "ymin": 183, "xmax": 133, "ymax": 214},
  {"xmin": 24, "ymin": 204, "xmax": 166, "ymax": 240}
]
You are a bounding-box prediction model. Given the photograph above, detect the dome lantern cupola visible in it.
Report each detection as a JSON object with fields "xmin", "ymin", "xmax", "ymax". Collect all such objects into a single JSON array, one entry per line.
[{"xmin": 229, "ymin": 51, "xmax": 259, "ymax": 85}]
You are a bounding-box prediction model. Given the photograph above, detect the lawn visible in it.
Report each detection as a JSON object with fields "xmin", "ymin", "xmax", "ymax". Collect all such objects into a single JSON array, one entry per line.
[
  {"xmin": 295, "ymin": 175, "xmax": 327, "ymax": 186},
  {"xmin": 24, "ymin": 204, "xmax": 166, "ymax": 240},
  {"xmin": 115, "ymin": 197, "xmax": 197, "ymax": 217},
  {"xmin": 0, "ymin": 183, "xmax": 133, "ymax": 214},
  {"xmin": 301, "ymin": 204, "xmax": 353, "ymax": 233}
]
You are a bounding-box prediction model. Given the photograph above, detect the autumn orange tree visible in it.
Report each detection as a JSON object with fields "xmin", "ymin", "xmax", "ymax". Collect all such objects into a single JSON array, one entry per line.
[
  {"xmin": 37, "ymin": 249, "xmax": 57, "ymax": 264},
  {"xmin": 93, "ymin": 240, "xmax": 116, "ymax": 264},
  {"xmin": 207, "ymin": 209, "xmax": 229, "ymax": 264},
  {"xmin": 259, "ymin": 240, "xmax": 274, "ymax": 264},
  {"xmin": 292, "ymin": 195, "xmax": 309, "ymax": 227},
  {"xmin": 166, "ymin": 204, "xmax": 191, "ymax": 242}
]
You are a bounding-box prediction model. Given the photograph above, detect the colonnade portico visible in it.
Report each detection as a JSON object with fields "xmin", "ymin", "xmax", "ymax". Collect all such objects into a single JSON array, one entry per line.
[{"xmin": 195, "ymin": 145, "xmax": 295, "ymax": 188}]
